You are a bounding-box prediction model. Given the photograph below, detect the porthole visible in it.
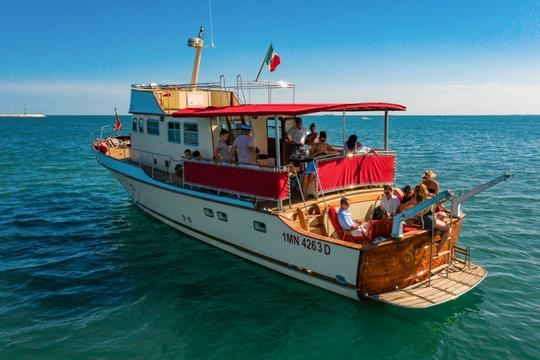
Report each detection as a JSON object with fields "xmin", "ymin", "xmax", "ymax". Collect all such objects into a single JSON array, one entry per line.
[
  {"xmin": 204, "ymin": 208, "xmax": 214, "ymax": 217},
  {"xmin": 217, "ymin": 211, "xmax": 228, "ymax": 222},
  {"xmin": 254, "ymin": 221, "xmax": 266, "ymax": 233}
]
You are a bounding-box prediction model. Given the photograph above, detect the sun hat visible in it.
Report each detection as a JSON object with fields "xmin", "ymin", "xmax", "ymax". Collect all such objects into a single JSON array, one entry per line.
[{"xmin": 423, "ymin": 169, "xmax": 437, "ymax": 180}]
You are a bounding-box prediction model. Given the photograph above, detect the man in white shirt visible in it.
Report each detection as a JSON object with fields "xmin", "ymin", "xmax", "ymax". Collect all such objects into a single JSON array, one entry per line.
[
  {"xmin": 337, "ymin": 197, "xmax": 368, "ymax": 237},
  {"xmin": 286, "ymin": 118, "xmax": 308, "ymax": 146},
  {"xmin": 231, "ymin": 124, "xmax": 256, "ymax": 164},
  {"xmin": 381, "ymin": 184, "xmax": 400, "ymax": 217}
]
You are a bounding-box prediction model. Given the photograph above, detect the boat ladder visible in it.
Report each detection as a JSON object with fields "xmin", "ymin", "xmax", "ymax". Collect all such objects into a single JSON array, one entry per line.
[{"xmin": 452, "ymin": 244, "xmax": 471, "ymax": 268}]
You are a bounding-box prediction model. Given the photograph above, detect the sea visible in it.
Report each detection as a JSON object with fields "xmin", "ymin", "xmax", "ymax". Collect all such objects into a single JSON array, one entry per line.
[{"xmin": 0, "ymin": 115, "xmax": 538, "ymax": 359}]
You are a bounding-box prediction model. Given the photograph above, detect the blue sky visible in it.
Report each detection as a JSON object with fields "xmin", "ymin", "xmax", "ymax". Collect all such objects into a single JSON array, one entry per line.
[{"xmin": 1, "ymin": 0, "xmax": 539, "ymax": 114}]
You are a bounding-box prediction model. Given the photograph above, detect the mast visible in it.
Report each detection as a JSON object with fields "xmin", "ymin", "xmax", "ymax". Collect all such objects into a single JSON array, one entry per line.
[{"xmin": 188, "ymin": 27, "xmax": 205, "ymax": 90}]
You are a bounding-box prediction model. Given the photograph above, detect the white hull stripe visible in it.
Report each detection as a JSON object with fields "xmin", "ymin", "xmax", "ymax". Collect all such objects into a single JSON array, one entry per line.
[
  {"xmin": 98, "ymin": 155, "xmax": 359, "ymax": 250},
  {"xmin": 96, "ymin": 152, "xmax": 256, "ymax": 210}
]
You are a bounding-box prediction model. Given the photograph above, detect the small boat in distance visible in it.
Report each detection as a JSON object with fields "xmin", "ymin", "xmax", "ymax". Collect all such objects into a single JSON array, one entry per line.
[{"xmin": 93, "ymin": 28, "xmax": 511, "ymax": 308}]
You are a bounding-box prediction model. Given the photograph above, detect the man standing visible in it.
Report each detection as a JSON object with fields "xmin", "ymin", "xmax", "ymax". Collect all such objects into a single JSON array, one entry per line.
[
  {"xmin": 286, "ymin": 118, "xmax": 308, "ymax": 148},
  {"xmin": 231, "ymin": 124, "xmax": 256, "ymax": 164},
  {"xmin": 337, "ymin": 198, "xmax": 368, "ymax": 237},
  {"xmin": 381, "ymin": 184, "xmax": 401, "ymax": 217}
]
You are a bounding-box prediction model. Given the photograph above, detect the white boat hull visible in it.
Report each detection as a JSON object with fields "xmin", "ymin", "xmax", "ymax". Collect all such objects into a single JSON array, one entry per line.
[{"xmin": 97, "ymin": 152, "xmax": 362, "ymax": 300}]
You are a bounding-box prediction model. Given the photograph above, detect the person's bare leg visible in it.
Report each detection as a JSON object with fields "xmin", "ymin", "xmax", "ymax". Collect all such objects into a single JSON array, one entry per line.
[
  {"xmin": 302, "ymin": 174, "xmax": 314, "ymax": 197},
  {"xmin": 435, "ymin": 219, "xmax": 451, "ymax": 251},
  {"xmin": 436, "ymin": 211, "xmax": 448, "ymax": 221}
]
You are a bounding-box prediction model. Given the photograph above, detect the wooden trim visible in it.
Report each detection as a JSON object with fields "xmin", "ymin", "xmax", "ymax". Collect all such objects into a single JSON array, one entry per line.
[{"xmin": 279, "ymin": 215, "xmax": 363, "ymax": 249}]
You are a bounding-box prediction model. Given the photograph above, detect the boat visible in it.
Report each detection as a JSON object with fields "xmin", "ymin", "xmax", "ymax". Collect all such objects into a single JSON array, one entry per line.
[{"xmin": 93, "ymin": 28, "xmax": 511, "ymax": 308}]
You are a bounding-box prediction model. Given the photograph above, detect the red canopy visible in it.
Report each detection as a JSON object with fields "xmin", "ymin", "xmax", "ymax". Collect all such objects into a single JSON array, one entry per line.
[{"xmin": 172, "ymin": 102, "xmax": 406, "ymax": 118}]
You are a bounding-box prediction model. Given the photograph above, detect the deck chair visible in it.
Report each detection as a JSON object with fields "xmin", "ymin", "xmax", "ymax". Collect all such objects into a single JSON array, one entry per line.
[{"xmin": 327, "ymin": 206, "xmax": 369, "ymax": 243}]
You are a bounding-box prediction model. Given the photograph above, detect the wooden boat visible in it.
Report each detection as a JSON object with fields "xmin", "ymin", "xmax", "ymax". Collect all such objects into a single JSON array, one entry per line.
[{"xmin": 92, "ymin": 29, "xmax": 510, "ymax": 308}]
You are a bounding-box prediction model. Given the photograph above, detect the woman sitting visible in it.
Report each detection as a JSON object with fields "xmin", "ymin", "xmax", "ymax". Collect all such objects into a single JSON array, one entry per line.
[
  {"xmin": 422, "ymin": 169, "xmax": 440, "ymax": 195},
  {"xmin": 402, "ymin": 184, "xmax": 451, "ymax": 251},
  {"xmin": 344, "ymin": 134, "xmax": 376, "ymax": 155},
  {"xmin": 301, "ymin": 131, "xmax": 339, "ymax": 197}
]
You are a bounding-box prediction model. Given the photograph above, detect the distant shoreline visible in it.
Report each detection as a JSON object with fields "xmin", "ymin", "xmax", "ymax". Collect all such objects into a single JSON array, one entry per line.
[{"xmin": 0, "ymin": 114, "xmax": 47, "ymax": 118}]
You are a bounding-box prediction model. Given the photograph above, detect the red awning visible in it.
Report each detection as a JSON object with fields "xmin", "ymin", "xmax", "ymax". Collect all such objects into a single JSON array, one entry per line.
[{"xmin": 171, "ymin": 102, "xmax": 406, "ymax": 118}]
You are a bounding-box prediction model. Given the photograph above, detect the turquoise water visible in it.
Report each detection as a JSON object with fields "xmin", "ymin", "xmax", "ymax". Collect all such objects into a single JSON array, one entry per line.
[{"xmin": 0, "ymin": 115, "xmax": 539, "ymax": 359}]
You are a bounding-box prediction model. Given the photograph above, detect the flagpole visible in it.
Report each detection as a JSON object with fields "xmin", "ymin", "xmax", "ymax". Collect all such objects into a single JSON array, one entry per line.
[{"xmin": 255, "ymin": 42, "xmax": 272, "ymax": 82}]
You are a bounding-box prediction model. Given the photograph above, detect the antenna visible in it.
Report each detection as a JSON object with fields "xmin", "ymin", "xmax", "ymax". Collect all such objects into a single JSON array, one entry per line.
[{"xmin": 208, "ymin": 0, "xmax": 216, "ymax": 48}]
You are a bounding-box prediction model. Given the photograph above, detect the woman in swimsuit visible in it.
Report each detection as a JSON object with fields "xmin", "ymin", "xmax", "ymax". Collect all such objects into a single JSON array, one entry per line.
[
  {"xmin": 402, "ymin": 184, "xmax": 451, "ymax": 251},
  {"xmin": 422, "ymin": 169, "xmax": 440, "ymax": 195}
]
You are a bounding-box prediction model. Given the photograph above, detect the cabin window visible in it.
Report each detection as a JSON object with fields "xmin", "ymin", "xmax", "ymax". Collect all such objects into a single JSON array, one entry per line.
[
  {"xmin": 254, "ymin": 221, "xmax": 266, "ymax": 233},
  {"xmin": 147, "ymin": 119, "xmax": 160, "ymax": 136},
  {"xmin": 266, "ymin": 119, "xmax": 282, "ymax": 138},
  {"xmin": 138, "ymin": 119, "xmax": 144, "ymax": 133},
  {"xmin": 168, "ymin": 121, "xmax": 182, "ymax": 143},
  {"xmin": 184, "ymin": 123, "xmax": 199, "ymax": 146},
  {"xmin": 132, "ymin": 118, "xmax": 138, "ymax": 132},
  {"xmin": 204, "ymin": 208, "xmax": 214, "ymax": 217},
  {"xmin": 217, "ymin": 211, "xmax": 228, "ymax": 222}
]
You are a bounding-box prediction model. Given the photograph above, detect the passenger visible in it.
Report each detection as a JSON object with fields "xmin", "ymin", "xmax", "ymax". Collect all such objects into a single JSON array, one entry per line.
[
  {"xmin": 305, "ymin": 123, "xmax": 318, "ymax": 145},
  {"xmin": 231, "ymin": 123, "xmax": 257, "ymax": 164},
  {"xmin": 174, "ymin": 163, "xmax": 182, "ymax": 177},
  {"xmin": 410, "ymin": 184, "xmax": 451, "ymax": 251},
  {"xmin": 337, "ymin": 197, "xmax": 368, "ymax": 237},
  {"xmin": 183, "ymin": 149, "xmax": 193, "ymax": 160},
  {"xmin": 301, "ymin": 131, "xmax": 339, "ymax": 197},
  {"xmin": 381, "ymin": 184, "xmax": 401, "ymax": 217},
  {"xmin": 311, "ymin": 131, "xmax": 339, "ymax": 157},
  {"xmin": 214, "ymin": 129, "xmax": 231, "ymax": 162},
  {"xmin": 286, "ymin": 118, "xmax": 308, "ymax": 148},
  {"xmin": 344, "ymin": 134, "xmax": 376, "ymax": 155},
  {"xmin": 422, "ymin": 169, "xmax": 440, "ymax": 195},
  {"xmin": 192, "ymin": 150, "xmax": 203, "ymax": 160},
  {"xmin": 400, "ymin": 185, "xmax": 414, "ymax": 204}
]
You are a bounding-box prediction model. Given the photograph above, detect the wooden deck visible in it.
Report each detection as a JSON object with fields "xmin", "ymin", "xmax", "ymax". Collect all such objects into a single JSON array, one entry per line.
[{"xmin": 369, "ymin": 263, "xmax": 486, "ymax": 308}]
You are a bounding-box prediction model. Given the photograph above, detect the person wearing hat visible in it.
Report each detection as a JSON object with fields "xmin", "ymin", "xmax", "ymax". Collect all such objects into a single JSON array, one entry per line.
[
  {"xmin": 231, "ymin": 123, "xmax": 256, "ymax": 164},
  {"xmin": 422, "ymin": 169, "xmax": 440, "ymax": 195},
  {"xmin": 337, "ymin": 197, "xmax": 368, "ymax": 237}
]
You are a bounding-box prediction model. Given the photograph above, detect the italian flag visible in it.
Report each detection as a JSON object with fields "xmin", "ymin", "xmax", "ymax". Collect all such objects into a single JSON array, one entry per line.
[{"xmin": 264, "ymin": 45, "xmax": 281, "ymax": 72}]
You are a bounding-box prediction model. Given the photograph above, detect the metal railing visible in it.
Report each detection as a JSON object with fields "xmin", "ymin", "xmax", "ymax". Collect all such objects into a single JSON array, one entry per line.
[
  {"xmin": 235, "ymin": 76, "xmax": 295, "ymax": 104},
  {"xmin": 391, "ymin": 191, "xmax": 453, "ymax": 240},
  {"xmin": 313, "ymin": 151, "xmax": 397, "ymax": 196},
  {"xmin": 129, "ymin": 147, "xmax": 180, "ymax": 185}
]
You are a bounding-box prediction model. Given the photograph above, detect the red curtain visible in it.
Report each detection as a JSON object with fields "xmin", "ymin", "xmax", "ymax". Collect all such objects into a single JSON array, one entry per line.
[
  {"xmin": 359, "ymin": 155, "xmax": 396, "ymax": 184},
  {"xmin": 184, "ymin": 162, "xmax": 289, "ymax": 200},
  {"xmin": 317, "ymin": 155, "xmax": 395, "ymax": 193}
]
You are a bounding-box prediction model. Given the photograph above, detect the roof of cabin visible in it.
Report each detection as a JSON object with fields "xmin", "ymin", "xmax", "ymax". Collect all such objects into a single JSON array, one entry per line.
[{"xmin": 171, "ymin": 102, "xmax": 406, "ymax": 118}]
